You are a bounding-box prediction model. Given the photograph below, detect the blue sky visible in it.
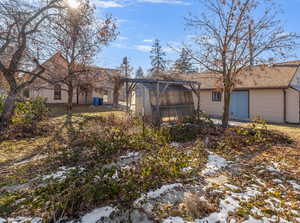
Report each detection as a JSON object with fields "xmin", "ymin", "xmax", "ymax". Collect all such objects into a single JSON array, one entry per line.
[{"xmin": 93, "ymin": 0, "xmax": 300, "ymax": 73}]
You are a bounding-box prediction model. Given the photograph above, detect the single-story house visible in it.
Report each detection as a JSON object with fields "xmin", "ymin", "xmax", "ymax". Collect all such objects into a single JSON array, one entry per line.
[
  {"xmin": 26, "ymin": 52, "xmax": 118, "ymax": 105},
  {"xmin": 188, "ymin": 61, "xmax": 300, "ymax": 124}
]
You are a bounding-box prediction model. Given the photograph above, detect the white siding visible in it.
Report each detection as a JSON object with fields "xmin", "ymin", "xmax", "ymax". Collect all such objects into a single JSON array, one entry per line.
[
  {"xmin": 250, "ymin": 89, "xmax": 284, "ymax": 123},
  {"xmin": 194, "ymin": 90, "xmax": 224, "ymax": 117},
  {"xmin": 286, "ymin": 88, "xmax": 299, "ymax": 123},
  {"xmin": 29, "ymin": 83, "xmax": 75, "ymax": 104}
]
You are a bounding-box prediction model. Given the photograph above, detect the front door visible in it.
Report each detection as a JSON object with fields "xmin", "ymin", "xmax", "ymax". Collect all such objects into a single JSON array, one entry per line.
[{"xmin": 230, "ymin": 91, "xmax": 249, "ymax": 120}]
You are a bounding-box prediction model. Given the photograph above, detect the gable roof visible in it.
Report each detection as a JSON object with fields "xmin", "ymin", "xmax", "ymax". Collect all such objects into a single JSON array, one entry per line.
[
  {"xmin": 30, "ymin": 52, "xmax": 119, "ymax": 87},
  {"xmin": 185, "ymin": 61, "xmax": 300, "ymax": 90}
]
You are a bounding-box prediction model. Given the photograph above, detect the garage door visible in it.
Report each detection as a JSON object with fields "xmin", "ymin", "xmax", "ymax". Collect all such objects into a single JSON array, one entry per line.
[{"xmin": 230, "ymin": 91, "xmax": 249, "ymax": 120}]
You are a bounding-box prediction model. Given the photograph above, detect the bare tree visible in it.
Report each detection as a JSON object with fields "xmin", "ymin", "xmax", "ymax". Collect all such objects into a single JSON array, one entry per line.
[
  {"xmin": 0, "ymin": 0, "xmax": 62, "ymax": 133},
  {"xmin": 185, "ymin": 0, "xmax": 299, "ymax": 127},
  {"xmin": 49, "ymin": 0, "xmax": 118, "ymax": 116}
]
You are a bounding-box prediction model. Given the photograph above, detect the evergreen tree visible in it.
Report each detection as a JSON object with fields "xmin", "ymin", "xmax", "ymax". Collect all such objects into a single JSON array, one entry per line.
[
  {"xmin": 135, "ymin": 66, "xmax": 144, "ymax": 78},
  {"xmin": 173, "ymin": 48, "xmax": 196, "ymax": 74},
  {"xmin": 149, "ymin": 39, "xmax": 167, "ymax": 76}
]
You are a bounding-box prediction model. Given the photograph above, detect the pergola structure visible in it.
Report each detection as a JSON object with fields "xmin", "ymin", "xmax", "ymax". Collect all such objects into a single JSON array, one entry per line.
[{"xmin": 120, "ymin": 78, "xmax": 201, "ymax": 125}]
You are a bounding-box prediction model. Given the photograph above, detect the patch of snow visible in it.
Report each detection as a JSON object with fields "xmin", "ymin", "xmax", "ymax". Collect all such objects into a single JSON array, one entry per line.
[
  {"xmin": 170, "ymin": 142, "xmax": 181, "ymax": 148},
  {"xmin": 242, "ymin": 216, "xmax": 264, "ymax": 223},
  {"xmin": 197, "ymin": 185, "xmax": 261, "ymax": 222},
  {"xmin": 6, "ymin": 217, "xmax": 42, "ymax": 223},
  {"xmin": 1, "ymin": 183, "xmax": 30, "ymax": 193},
  {"xmin": 120, "ymin": 152, "xmax": 140, "ymax": 159},
  {"xmin": 255, "ymin": 178, "xmax": 266, "ymax": 186},
  {"xmin": 112, "ymin": 170, "xmax": 119, "ymax": 179},
  {"xmin": 103, "ymin": 152, "xmax": 141, "ymax": 170},
  {"xmin": 266, "ymin": 162, "xmax": 281, "ymax": 173},
  {"xmin": 197, "ymin": 196, "xmax": 239, "ymax": 222},
  {"xmin": 182, "ymin": 166, "xmax": 193, "ymax": 172},
  {"xmin": 288, "ymin": 181, "xmax": 300, "ymax": 190},
  {"xmin": 15, "ymin": 198, "xmax": 26, "ymax": 204},
  {"xmin": 42, "ymin": 166, "xmax": 84, "ymax": 181},
  {"xmin": 273, "ymin": 179, "xmax": 283, "ymax": 183},
  {"xmin": 243, "ymin": 187, "xmax": 260, "ymax": 198},
  {"xmin": 15, "ymin": 154, "xmax": 48, "ymax": 166},
  {"xmin": 81, "ymin": 206, "xmax": 115, "ymax": 223},
  {"xmin": 202, "ymin": 154, "xmax": 228, "ymax": 175},
  {"xmin": 224, "ymin": 184, "xmax": 240, "ymax": 191},
  {"xmin": 0, "ymin": 218, "xmax": 6, "ymax": 223},
  {"xmin": 135, "ymin": 184, "xmax": 183, "ymax": 205},
  {"xmin": 163, "ymin": 216, "xmax": 192, "ymax": 223}
]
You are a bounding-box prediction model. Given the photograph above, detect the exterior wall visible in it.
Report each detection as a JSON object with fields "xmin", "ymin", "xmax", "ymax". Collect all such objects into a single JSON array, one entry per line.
[
  {"xmin": 134, "ymin": 85, "xmax": 152, "ymax": 117},
  {"xmin": 30, "ymin": 84, "xmax": 70, "ymax": 104},
  {"xmin": 30, "ymin": 83, "xmax": 78, "ymax": 104},
  {"xmin": 195, "ymin": 89, "xmax": 290, "ymax": 123},
  {"xmin": 286, "ymin": 88, "xmax": 300, "ymax": 123},
  {"xmin": 194, "ymin": 90, "xmax": 224, "ymax": 117},
  {"xmin": 290, "ymin": 67, "xmax": 300, "ymax": 89},
  {"xmin": 249, "ymin": 89, "xmax": 284, "ymax": 123}
]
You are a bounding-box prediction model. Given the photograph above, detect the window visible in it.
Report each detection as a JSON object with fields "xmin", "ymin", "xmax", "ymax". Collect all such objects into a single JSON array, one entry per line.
[
  {"xmin": 23, "ymin": 88, "xmax": 30, "ymax": 98},
  {"xmin": 54, "ymin": 84, "xmax": 61, "ymax": 100},
  {"xmin": 212, "ymin": 91, "xmax": 222, "ymax": 102}
]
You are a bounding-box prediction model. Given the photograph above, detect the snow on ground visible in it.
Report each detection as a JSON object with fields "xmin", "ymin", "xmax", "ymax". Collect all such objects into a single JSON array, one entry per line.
[
  {"xmin": 103, "ymin": 151, "xmax": 141, "ymax": 170},
  {"xmin": 135, "ymin": 183, "xmax": 183, "ymax": 205},
  {"xmin": 15, "ymin": 154, "xmax": 48, "ymax": 166},
  {"xmin": 198, "ymin": 195, "xmax": 239, "ymax": 222},
  {"xmin": 1, "ymin": 182, "xmax": 31, "ymax": 193},
  {"xmin": 3, "ymin": 217, "xmax": 42, "ymax": 223},
  {"xmin": 163, "ymin": 216, "xmax": 192, "ymax": 223},
  {"xmin": 202, "ymin": 153, "xmax": 229, "ymax": 175},
  {"xmin": 42, "ymin": 166, "xmax": 84, "ymax": 181},
  {"xmin": 120, "ymin": 152, "xmax": 140, "ymax": 160},
  {"xmin": 289, "ymin": 180, "xmax": 300, "ymax": 190},
  {"xmin": 80, "ymin": 206, "xmax": 116, "ymax": 223},
  {"xmin": 265, "ymin": 162, "xmax": 281, "ymax": 173},
  {"xmin": 170, "ymin": 142, "xmax": 181, "ymax": 148}
]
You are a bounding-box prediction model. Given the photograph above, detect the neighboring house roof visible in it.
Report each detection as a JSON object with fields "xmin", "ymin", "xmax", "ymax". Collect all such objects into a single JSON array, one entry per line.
[
  {"xmin": 30, "ymin": 52, "xmax": 119, "ymax": 90},
  {"xmin": 185, "ymin": 61, "xmax": 300, "ymax": 90}
]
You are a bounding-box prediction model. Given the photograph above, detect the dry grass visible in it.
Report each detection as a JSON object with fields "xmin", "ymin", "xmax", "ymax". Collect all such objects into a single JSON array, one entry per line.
[{"xmin": 266, "ymin": 123, "xmax": 300, "ymax": 142}]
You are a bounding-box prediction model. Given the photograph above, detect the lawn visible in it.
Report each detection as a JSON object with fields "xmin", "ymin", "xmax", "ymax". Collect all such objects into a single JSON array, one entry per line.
[{"xmin": 0, "ymin": 110, "xmax": 300, "ymax": 223}]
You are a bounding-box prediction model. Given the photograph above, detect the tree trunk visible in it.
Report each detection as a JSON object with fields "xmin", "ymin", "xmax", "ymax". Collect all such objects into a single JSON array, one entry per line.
[
  {"xmin": 222, "ymin": 87, "xmax": 231, "ymax": 128},
  {"xmin": 0, "ymin": 91, "xmax": 17, "ymax": 134},
  {"xmin": 67, "ymin": 85, "xmax": 73, "ymax": 116},
  {"xmin": 113, "ymin": 77, "xmax": 122, "ymax": 109}
]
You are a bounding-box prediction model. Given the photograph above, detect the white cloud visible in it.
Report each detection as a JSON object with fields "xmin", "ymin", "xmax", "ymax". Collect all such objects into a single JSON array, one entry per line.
[
  {"xmin": 137, "ymin": 0, "xmax": 191, "ymax": 5},
  {"xmin": 143, "ymin": 39, "xmax": 153, "ymax": 43},
  {"xmin": 111, "ymin": 43, "xmax": 128, "ymax": 49},
  {"xmin": 134, "ymin": 45, "xmax": 152, "ymax": 52},
  {"xmin": 118, "ymin": 36, "xmax": 129, "ymax": 40},
  {"xmin": 91, "ymin": 0, "xmax": 123, "ymax": 8}
]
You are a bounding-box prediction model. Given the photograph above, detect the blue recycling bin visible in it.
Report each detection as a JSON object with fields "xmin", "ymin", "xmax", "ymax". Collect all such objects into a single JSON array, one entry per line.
[{"xmin": 92, "ymin": 97, "xmax": 99, "ymax": 106}]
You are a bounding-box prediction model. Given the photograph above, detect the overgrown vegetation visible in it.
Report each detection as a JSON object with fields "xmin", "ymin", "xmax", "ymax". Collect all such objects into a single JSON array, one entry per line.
[
  {"xmin": 0, "ymin": 97, "xmax": 51, "ymax": 140},
  {"xmin": 0, "ymin": 110, "xmax": 298, "ymax": 222}
]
